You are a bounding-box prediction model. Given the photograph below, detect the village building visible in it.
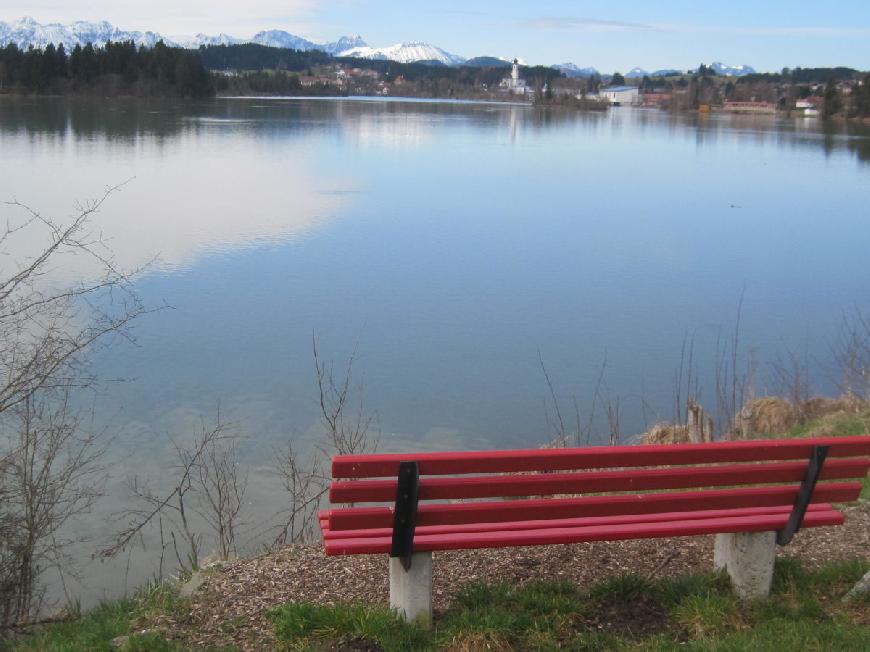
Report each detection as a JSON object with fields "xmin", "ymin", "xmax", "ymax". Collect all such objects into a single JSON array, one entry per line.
[
  {"xmin": 795, "ymin": 97, "xmax": 822, "ymax": 117},
  {"xmin": 721, "ymin": 101, "xmax": 777, "ymax": 114},
  {"xmin": 598, "ymin": 86, "xmax": 639, "ymax": 105},
  {"xmin": 500, "ymin": 59, "xmax": 528, "ymax": 95},
  {"xmin": 640, "ymin": 91, "xmax": 672, "ymax": 108}
]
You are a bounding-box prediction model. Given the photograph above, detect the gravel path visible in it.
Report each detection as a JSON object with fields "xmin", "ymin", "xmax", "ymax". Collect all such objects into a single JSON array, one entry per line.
[{"xmin": 145, "ymin": 505, "xmax": 870, "ymax": 650}]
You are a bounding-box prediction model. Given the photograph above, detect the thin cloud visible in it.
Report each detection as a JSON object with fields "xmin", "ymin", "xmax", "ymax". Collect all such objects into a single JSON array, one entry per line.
[
  {"xmin": 520, "ymin": 17, "xmax": 658, "ymax": 32},
  {"xmin": 717, "ymin": 25, "xmax": 870, "ymax": 37},
  {"xmin": 519, "ymin": 16, "xmax": 870, "ymax": 38}
]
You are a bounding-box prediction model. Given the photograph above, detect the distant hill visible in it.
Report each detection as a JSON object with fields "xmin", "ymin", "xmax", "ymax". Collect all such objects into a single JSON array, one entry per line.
[
  {"xmin": 463, "ymin": 56, "xmax": 511, "ymax": 68},
  {"xmin": 552, "ymin": 63, "xmax": 599, "ymax": 78}
]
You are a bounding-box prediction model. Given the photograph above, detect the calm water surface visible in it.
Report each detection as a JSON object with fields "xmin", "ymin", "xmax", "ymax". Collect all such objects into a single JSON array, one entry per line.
[{"xmin": 1, "ymin": 97, "xmax": 869, "ymax": 603}]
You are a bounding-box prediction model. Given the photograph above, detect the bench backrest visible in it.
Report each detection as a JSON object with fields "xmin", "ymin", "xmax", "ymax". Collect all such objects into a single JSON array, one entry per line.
[{"xmin": 325, "ymin": 436, "xmax": 870, "ymax": 533}]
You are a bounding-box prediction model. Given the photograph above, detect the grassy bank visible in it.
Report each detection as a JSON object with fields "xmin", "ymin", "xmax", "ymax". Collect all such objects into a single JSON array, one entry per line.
[
  {"xmin": 2, "ymin": 584, "xmax": 194, "ymax": 652},
  {"xmin": 780, "ymin": 404, "xmax": 870, "ymax": 498},
  {"xmin": 5, "ymin": 557, "xmax": 868, "ymax": 651},
  {"xmin": 269, "ymin": 558, "xmax": 870, "ymax": 651}
]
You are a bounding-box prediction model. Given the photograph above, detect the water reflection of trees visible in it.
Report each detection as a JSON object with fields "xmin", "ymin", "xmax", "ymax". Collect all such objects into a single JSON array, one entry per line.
[
  {"xmin": 659, "ymin": 109, "xmax": 870, "ymax": 166},
  {"xmin": 2, "ymin": 98, "xmax": 870, "ymax": 164},
  {"xmin": 0, "ymin": 97, "xmax": 604, "ymax": 141},
  {"xmin": 0, "ymin": 98, "xmax": 196, "ymax": 143}
]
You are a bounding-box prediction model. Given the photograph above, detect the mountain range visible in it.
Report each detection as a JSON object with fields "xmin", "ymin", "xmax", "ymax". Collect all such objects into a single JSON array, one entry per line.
[
  {"xmin": 0, "ymin": 16, "xmax": 755, "ymax": 75},
  {"xmin": 552, "ymin": 63, "xmax": 600, "ymax": 78},
  {"xmin": 0, "ymin": 16, "xmax": 372, "ymax": 58},
  {"xmin": 624, "ymin": 63, "xmax": 755, "ymax": 78}
]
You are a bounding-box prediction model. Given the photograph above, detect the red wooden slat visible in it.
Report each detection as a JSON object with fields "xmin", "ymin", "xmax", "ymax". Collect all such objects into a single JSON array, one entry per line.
[
  {"xmin": 331, "ymin": 435, "xmax": 870, "ymax": 478},
  {"xmin": 324, "ymin": 510, "xmax": 844, "ymax": 555},
  {"xmin": 320, "ymin": 503, "xmax": 834, "ymax": 540},
  {"xmin": 329, "ymin": 458, "xmax": 870, "ymax": 503},
  {"xmin": 327, "ymin": 482, "xmax": 861, "ymax": 531}
]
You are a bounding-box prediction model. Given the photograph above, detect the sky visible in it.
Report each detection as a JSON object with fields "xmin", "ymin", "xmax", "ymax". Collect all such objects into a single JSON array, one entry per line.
[{"xmin": 3, "ymin": 1, "xmax": 870, "ymax": 72}]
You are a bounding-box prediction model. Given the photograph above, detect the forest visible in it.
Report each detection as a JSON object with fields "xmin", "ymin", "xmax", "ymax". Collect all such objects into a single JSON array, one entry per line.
[{"xmin": 0, "ymin": 41, "xmax": 214, "ymax": 97}]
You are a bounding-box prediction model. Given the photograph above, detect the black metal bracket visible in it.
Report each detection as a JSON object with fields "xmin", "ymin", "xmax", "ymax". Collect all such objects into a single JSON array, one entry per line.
[
  {"xmin": 390, "ymin": 461, "xmax": 420, "ymax": 570},
  {"xmin": 777, "ymin": 445, "xmax": 829, "ymax": 546}
]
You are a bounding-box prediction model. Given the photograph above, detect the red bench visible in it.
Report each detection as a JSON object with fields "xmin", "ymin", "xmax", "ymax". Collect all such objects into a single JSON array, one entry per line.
[{"xmin": 319, "ymin": 436, "xmax": 870, "ymax": 625}]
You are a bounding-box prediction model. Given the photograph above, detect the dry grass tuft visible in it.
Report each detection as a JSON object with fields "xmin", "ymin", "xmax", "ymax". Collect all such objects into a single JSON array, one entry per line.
[
  {"xmin": 801, "ymin": 395, "xmax": 865, "ymax": 420},
  {"xmin": 745, "ymin": 397, "xmax": 797, "ymax": 436},
  {"xmin": 638, "ymin": 423, "xmax": 691, "ymax": 445}
]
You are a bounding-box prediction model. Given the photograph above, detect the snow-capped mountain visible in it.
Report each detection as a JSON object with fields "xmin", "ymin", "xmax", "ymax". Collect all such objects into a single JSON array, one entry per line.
[
  {"xmin": 1, "ymin": 18, "xmax": 455, "ymax": 64},
  {"xmin": 1, "ymin": 17, "xmax": 760, "ymax": 73},
  {"xmin": 321, "ymin": 35, "xmax": 367, "ymax": 56},
  {"xmin": 183, "ymin": 30, "xmax": 367, "ymax": 55},
  {"xmin": 0, "ymin": 16, "xmax": 167, "ymax": 49},
  {"xmin": 180, "ymin": 33, "xmax": 243, "ymax": 48},
  {"xmin": 709, "ymin": 62, "xmax": 756, "ymax": 77},
  {"xmin": 552, "ymin": 63, "xmax": 599, "ymax": 78},
  {"xmin": 338, "ymin": 42, "xmax": 465, "ymax": 66},
  {"xmin": 249, "ymin": 29, "xmax": 316, "ymax": 50}
]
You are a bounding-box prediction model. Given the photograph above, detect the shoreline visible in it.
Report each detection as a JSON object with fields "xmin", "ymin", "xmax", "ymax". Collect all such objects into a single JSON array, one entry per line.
[{"xmin": 217, "ymin": 94, "xmax": 535, "ymax": 107}]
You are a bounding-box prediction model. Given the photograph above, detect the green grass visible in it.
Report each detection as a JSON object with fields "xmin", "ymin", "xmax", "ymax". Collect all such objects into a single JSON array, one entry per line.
[
  {"xmin": 3, "ymin": 584, "xmax": 196, "ymax": 652},
  {"xmin": 267, "ymin": 558, "xmax": 870, "ymax": 651},
  {"xmin": 8, "ymin": 558, "xmax": 867, "ymax": 651},
  {"xmin": 786, "ymin": 408, "xmax": 870, "ymax": 440},
  {"xmin": 779, "ymin": 410, "xmax": 870, "ymax": 499}
]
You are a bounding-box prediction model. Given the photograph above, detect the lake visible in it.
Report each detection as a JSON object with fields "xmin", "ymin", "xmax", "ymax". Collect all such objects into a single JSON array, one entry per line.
[{"xmin": 1, "ymin": 96, "xmax": 869, "ymax": 605}]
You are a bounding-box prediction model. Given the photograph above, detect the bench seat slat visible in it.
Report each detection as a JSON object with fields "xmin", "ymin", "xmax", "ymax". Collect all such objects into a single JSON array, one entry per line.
[
  {"xmin": 327, "ymin": 482, "xmax": 861, "ymax": 531},
  {"xmin": 329, "ymin": 458, "xmax": 870, "ymax": 503},
  {"xmin": 320, "ymin": 503, "xmax": 835, "ymax": 540},
  {"xmin": 332, "ymin": 435, "xmax": 870, "ymax": 478},
  {"xmin": 323, "ymin": 509, "xmax": 844, "ymax": 555}
]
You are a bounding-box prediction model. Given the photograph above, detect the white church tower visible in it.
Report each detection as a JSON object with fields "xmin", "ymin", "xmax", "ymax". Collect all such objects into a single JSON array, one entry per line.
[{"xmin": 500, "ymin": 58, "xmax": 528, "ymax": 95}]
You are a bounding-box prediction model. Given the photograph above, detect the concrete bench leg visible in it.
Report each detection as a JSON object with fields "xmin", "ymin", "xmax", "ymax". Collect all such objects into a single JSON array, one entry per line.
[
  {"xmin": 714, "ymin": 531, "xmax": 776, "ymax": 600},
  {"xmin": 389, "ymin": 552, "xmax": 432, "ymax": 628}
]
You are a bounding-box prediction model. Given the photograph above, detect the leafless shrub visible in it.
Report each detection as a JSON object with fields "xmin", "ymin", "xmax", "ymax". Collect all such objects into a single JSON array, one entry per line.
[
  {"xmin": 262, "ymin": 338, "xmax": 379, "ymax": 551},
  {"xmin": 538, "ymin": 351, "xmax": 607, "ymax": 447},
  {"xmin": 313, "ymin": 334, "xmax": 378, "ymax": 456},
  {"xmin": 770, "ymin": 347, "xmax": 812, "ymax": 422},
  {"xmin": 832, "ymin": 307, "xmax": 870, "ymax": 400},
  {"xmin": 0, "ymin": 187, "xmax": 147, "ymax": 416},
  {"xmin": 195, "ymin": 436, "xmax": 248, "ymax": 562},
  {"xmin": 0, "ymin": 391, "xmax": 106, "ymax": 625},
  {"xmin": 0, "ymin": 188, "xmax": 147, "ymax": 625},
  {"xmin": 101, "ymin": 417, "xmax": 241, "ymax": 573},
  {"xmin": 603, "ymin": 391, "xmax": 621, "ymax": 446},
  {"xmin": 269, "ymin": 441, "xmax": 327, "ymax": 547},
  {"xmin": 713, "ymin": 293, "xmax": 758, "ymax": 439},
  {"xmin": 672, "ymin": 331, "xmax": 700, "ymax": 426}
]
